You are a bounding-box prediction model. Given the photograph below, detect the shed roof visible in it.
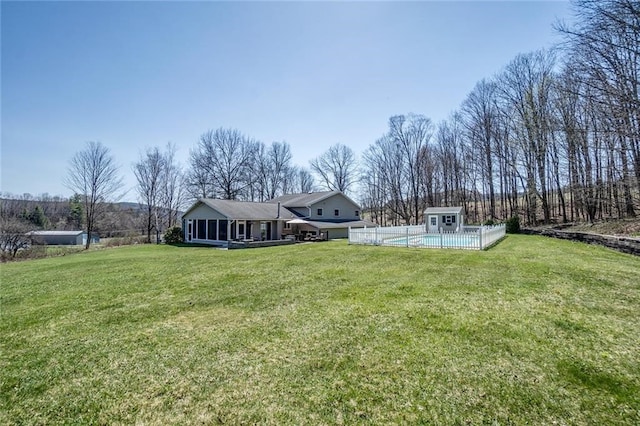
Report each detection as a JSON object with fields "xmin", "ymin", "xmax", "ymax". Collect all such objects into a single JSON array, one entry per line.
[{"xmin": 424, "ymin": 206, "xmax": 464, "ymax": 214}]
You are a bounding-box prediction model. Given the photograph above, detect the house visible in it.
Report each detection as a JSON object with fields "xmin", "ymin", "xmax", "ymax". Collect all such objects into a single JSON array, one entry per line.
[
  {"xmin": 424, "ymin": 207, "xmax": 465, "ymax": 232},
  {"xmin": 181, "ymin": 191, "xmax": 373, "ymax": 246},
  {"xmin": 27, "ymin": 230, "xmax": 100, "ymax": 246},
  {"xmin": 181, "ymin": 199, "xmax": 283, "ymax": 245},
  {"xmin": 269, "ymin": 191, "xmax": 372, "ymax": 239}
]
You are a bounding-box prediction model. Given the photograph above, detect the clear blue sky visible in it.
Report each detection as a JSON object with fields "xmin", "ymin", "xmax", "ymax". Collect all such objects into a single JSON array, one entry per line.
[{"xmin": 1, "ymin": 1, "xmax": 571, "ymax": 202}]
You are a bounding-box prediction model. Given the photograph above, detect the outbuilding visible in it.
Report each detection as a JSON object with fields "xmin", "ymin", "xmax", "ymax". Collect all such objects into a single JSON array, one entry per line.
[
  {"xmin": 27, "ymin": 230, "xmax": 100, "ymax": 246},
  {"xmin": 424, "ymin": 207, "xmax": 465, "ymax": 232}
]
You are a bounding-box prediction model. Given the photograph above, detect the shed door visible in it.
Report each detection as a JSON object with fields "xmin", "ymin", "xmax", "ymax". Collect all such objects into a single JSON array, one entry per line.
[{"xmin": 428, "ymin": 215, "xmax": 438, "ymax": 232}]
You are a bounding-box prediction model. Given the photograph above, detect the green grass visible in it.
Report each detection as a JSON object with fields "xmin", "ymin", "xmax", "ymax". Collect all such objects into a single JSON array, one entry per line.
[{"xmin": 1, "ymin": 236, "xmax": 639, "ymax": 425}]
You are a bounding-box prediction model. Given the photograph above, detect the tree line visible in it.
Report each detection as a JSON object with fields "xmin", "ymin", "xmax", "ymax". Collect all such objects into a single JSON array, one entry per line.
[{"xmin": 361, "ymin": 0, "xmax": 639, "ymax": 226}]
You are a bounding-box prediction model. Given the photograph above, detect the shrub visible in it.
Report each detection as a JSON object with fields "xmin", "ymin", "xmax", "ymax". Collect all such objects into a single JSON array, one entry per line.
[
  {"xmin": 483, "ymin": 219, "xmax": 495, "ymax": 226},
  {"xmin": 506, "ymin": 216, "xmax": 520, "ymax": 234},
  {"xmin": 163, "ymin": 226, "xmax": 184, "ymax": 244}
]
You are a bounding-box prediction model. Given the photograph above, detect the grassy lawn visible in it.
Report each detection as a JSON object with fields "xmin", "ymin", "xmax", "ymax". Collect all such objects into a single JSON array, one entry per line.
[{"xmin": 1, "ymin": 235, "xmax": 639, "ymax": 425}]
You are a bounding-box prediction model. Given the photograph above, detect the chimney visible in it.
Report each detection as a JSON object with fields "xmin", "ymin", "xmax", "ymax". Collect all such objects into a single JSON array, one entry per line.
[{"xmin": 277, "ymin": 202, "xmax": 281, "ymax": 218}]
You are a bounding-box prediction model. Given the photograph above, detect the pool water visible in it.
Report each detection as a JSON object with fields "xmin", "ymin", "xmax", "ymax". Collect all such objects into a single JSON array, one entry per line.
[{"xmin": 384, "ymin": 233, "xmax": 480, "ymax": 249}]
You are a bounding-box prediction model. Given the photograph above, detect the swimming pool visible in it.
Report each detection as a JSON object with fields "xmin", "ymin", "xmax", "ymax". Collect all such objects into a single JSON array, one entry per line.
[
  {"xmin": 349, "ymin": 224, "xmax": 506, "ymax": 250},
  {"xmin": 383, "ymin": 232, "xmax": 480, "ymax": 249}
]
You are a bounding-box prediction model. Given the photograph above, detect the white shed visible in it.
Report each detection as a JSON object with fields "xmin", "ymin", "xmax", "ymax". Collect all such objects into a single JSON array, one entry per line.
[{"xmin": 424, "ymin": 207, "xmax": 465, "ymax": 232}]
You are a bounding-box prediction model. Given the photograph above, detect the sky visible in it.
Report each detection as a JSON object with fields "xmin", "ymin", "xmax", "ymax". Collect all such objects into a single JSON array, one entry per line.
[{"xmin": 1, "ymin": 0, "xmax": 573, "ymax": 202}]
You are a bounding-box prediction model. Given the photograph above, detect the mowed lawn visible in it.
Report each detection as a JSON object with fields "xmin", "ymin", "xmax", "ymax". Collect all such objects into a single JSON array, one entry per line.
[{"xmin": 1, "ymin": 236, "xmax": 639, "ymax": 425}]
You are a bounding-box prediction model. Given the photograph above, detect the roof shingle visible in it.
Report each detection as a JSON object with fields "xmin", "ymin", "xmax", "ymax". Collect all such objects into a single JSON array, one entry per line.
[
  {"xmin": 268, "ymin": 191, "xmax": 336, "ymax": 207},
  {"xmin": 200, "ymin": 199, "xmax": 281, "ymax": 220}
]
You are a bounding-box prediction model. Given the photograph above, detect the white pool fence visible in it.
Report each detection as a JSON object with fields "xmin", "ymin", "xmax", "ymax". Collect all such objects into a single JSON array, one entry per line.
[{"xmin": 348, "ymin": 224, "xmax": 506, "ymax": 250}]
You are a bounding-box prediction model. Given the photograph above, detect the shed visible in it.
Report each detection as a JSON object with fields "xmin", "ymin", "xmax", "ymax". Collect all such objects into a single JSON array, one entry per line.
[
  {"xmin": 424, "ymin": 207, "xmax": 465, "ymax": 232},
  {"xmin": 27, "ymin": 230, "xmax": 99, "ymax": 246}
]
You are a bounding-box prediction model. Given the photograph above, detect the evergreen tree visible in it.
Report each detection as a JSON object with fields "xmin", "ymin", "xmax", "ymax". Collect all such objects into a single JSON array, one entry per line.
[
  {"xmin": 28, "ymin": 205, "xmax": 49, "ymax": 228},
  {"xmin": 67, "ymin": 194, "xmax": 84, "ymax": 229}
]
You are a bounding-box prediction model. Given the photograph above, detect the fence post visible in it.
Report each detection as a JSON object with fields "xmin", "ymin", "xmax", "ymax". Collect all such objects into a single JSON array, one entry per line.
[
  {"xmin": 479, "ymin": 227, "xmax": 483, "ymax": 249},
  {"xmin": 406, "ymin": 227, "xmax": 409, "ymax": 247},
  {"xmin": 440, "ymin": 228, "xmax": 443, "ymax": 248},
  {"xmin": 375, "ymin": 227, "xmax": 378, "ymax": 245}
]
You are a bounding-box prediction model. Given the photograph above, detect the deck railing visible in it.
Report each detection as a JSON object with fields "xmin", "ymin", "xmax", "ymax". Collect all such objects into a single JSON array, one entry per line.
[{"xmin": 349, "ymin": 224, "xmax": 506, "ymax": 250}]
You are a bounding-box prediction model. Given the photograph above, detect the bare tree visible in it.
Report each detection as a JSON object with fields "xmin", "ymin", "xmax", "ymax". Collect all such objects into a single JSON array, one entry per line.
[
  {"xmin": 188, "ymin": 128, "xmax": 253, "ymax": 200},
  {"xmin": 371, "ymin": 114, "xmax": 434, "ymax": 225},
  {"xmin": 462, "ymin": 79, "xmax": 501, "ymax": 221},
  {"xmin": 557, "ymin": 0, "xmax": 639, "ymax": 217},
  {"xmin": 64, "ymin": 141, "xmax": 123, "ymax": 249},
  {"xmin": 435, "ymin": 114, "xmax": 475, "ymax": 215},
  {"xmin": 364, "ymin": 135, "xmax": 406, "ymax": 224},
  {"xmin": 160, "ymin": 143, "xmax": 186, "ymax": 229},
  {"xmin": 185, "ymin": 162, "xmax": 211, "ymax": 200},
  {"xmin": 254, "ymin": 141, "xmax": 293, "ymax": 200},
  {"xmin": 133, "ymin": 147, "xmax": 165, "ymax": 243},
  {"xmin": 0, "ymin": 217, "xmax": 34, "ymax": 258},
  {"xmin": 288, "ymin": 166, "xmax": 315, "ymax": 194},
  {"xmin": 498, "ymin": 50, "xmax": 556, "ymax": 224},
  {"xmin": 310, "ymin": 143, "xmax": 357, "ymax": 193},
  {"xmin": 359, "ymin": 149, "xmax": 389, "ymax": 225}
]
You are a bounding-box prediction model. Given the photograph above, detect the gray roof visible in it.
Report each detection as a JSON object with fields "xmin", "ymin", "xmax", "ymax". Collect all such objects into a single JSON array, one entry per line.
[
  {"xmin": 268, "ymin": 191, "xmax": 336, "ymax": 207},
  {"xmin": 27, "ymin": 230, "xmax": 84, "ymax": 236},
  {"xmin": 424, "ymin": 206, "xmax": 464, "ymax": 214},
  {"xmin": 269, "ymin": 191, "xmax": 362, "ymax": 211},
  {"xmin": 199, "ymin": 199, "xmax": 282, "ymax": 220},
  {"xmin": 183, "ymin": 191, "xmax": 362, "ymax": 220}
]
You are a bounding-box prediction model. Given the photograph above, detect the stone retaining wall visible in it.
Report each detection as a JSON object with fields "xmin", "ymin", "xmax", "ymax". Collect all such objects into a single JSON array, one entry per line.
[{"xmin": 520, "ymin": 228, "xmax": 640, "ymax": 256}]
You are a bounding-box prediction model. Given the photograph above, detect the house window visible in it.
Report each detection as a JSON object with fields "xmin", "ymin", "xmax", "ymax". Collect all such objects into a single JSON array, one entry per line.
[
  {"xmin": 355, "ymin": 210, "xmax": 359, "ymax": 217},
  {"xmin": 430, "ymin": 217, "xmax": 437, "ymax": 226},
  {"xmin": 317, "ymin": 208, "xmax": 323, "ymax": 216},
  {"xmin": 334, "ymin": 209, "xmax": 339, "ymax": 216},
  {"xmin": 284, "ymin": 221, "xmax": 291, "ymax": 230}
]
